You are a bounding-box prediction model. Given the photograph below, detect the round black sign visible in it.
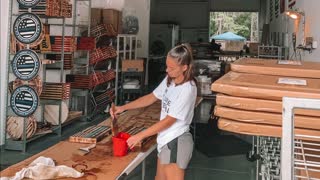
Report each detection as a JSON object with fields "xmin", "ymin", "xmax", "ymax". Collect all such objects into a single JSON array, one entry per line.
[
  {"xmin": 17, "ymin": 0, "xmax": 41, "ymax": 8},
  {"xmin": 13, "ymin": 13, "xmax": 42, "ymax": 44},
  {"xmin": 11, "ymin": 85, "xmax": 39, "ymax": 117},
  {"xmin": 12, "ymin": 49, "xmax": 40, "ymax": 81}
]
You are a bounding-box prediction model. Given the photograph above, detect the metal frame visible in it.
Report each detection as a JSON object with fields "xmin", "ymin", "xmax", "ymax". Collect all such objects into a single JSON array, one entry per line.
[
  {"xmin": 70, "ymin": 0, "xmax": 91, "ymax": 119},
  {"xmin": 2, "ymin": 0, "xmax": 13, "ymax": 148},
  {"xmin": 71, "ymin": 0, "xmax": 115, "ymax": 121},
  {"xmin": 115, "ymin": 34, "xmax": 138, "ymax": 105},
  {"xmin": 4, "ymin": 1, "xmax": 71, "ymax": 152},
  {"xmin": 282, "ymin": 97, "xmax": 320, "ymax": 180},
  {"xmin": 258, "ymin": 45, "xmax": 287, "ymax": 60},
  {"xmin": 116, "ymin": 144, "xmax": 157, "ymax": 180}
]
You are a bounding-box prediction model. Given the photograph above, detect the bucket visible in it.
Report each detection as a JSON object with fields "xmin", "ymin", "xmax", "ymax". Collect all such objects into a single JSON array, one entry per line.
[{"xmin": 112, "ymin": 132, "xmax": 131, "ymax": 157}]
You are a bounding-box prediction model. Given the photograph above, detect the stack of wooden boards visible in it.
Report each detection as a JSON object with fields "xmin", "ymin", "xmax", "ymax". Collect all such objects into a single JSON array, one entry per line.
[
  {"xmin": 66, "ymin": 70, "xmax": 115, "ymax": 89},
  {"xmin": 69, "ymin": 125, "xmax": 112, "ymax": 144},
  {"xmin": 211, "ymin": 58, "xmax": 320, "ymax": 140},
  {"xmin": 40, "ymin": 82, "xmax": 71, "ymax": 100}
]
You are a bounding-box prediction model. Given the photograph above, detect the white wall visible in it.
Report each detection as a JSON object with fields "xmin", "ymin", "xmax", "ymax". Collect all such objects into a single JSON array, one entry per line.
[
  {"xmin": 124, "ymin": 0, "xmax": 150, "ymax": 58},
  {"xmin": 0, "ymin": 0, "xmax": 10, "ymax": 145},
  {"xmin": 151, "ymin": 1, "xmax": 209, "ymax": 29},
  {"xmin": 268, "ymin": 0, "xmax": 320, "ymax": 62},
  {"xmin": 294, "ymin": 0, "xmax": 320, "ymax": 61}
]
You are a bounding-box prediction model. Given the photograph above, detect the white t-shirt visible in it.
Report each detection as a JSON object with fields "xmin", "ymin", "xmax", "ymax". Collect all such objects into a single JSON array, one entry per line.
[{"xmin": 153, "ymin": 76, "xmax": 197, "ymax": 152}]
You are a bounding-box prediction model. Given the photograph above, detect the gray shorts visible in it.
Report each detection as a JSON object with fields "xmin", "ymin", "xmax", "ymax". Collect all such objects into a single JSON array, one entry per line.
[{"xmin": 158, "ymin": 132, "xmax": 194, "ymax": 169}]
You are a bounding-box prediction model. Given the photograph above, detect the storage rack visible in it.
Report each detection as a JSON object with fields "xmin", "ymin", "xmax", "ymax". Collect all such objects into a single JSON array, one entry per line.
[
  {"xmin": 252, "ymin": 136, "xmax": 320, "ymax": 180},
  {"xmin": 258, "ymin": 45, "xmax": 287, "ymax": 60},
  {"xmin": 115, "ymin": 34, "xmax": 138, "ymax": 104},
  {"xmin": 4, "ymin": 0, "xmax": 83, "ymax": 152},
  {"xmin": 282, "ymin": 97, "xmax": 320, "ymax": 180},
  {"xmin": 120, "ymin": 71, "xmax": 145, "ymax": 104},
  {"xmin": 69, "ymin": 3, "xmax": 117, "ymax": 120},
  {"xmin": 68, "ymin": 0, "xmax": 92, "ymax": 120}
]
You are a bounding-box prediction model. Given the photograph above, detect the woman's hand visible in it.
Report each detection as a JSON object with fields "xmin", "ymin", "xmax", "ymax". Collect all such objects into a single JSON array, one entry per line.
[
  {"xmin": 127, "ymin": 133, "xmax": 144, "ymax": 149},
  {"xmin": 109, "ymin": 105, "xmax": 125, "ymax": 119}
]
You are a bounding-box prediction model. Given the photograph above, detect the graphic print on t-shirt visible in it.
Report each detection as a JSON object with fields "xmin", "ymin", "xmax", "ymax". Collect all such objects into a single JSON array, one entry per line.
[{"xmin": 162, "ymin": 88, "xmax": 170, "ymax": 113}]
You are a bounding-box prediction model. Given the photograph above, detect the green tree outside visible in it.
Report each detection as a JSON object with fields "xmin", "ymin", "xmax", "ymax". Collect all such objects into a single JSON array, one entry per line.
[{"xmin": 210, "ymin": 12, "xmax": 258, "ymax": 41}]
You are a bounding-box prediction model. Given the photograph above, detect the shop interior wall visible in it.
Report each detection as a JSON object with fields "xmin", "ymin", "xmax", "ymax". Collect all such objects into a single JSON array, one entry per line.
[
  {"xmin": 150, "ymin": 0, "xmax": 210, "ymax": 43},
  {"xmin": 150, "ymin": 0, "xmax": 265, "ymax": 43},
  {"xmin": 211, "ymin": 0, "xmax": 261, "ymax": 12},
  {"xmin": 124, "ymin": 0, "xmax": 150, "ymax": 58},
  {"xmin": 268, "ymin": 0, "xmax": 320, "ymax": 62}
]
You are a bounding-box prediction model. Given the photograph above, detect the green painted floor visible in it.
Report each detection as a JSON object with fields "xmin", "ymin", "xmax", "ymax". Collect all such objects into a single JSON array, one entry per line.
[{"xmin": 0, "ymin": 100, "xmax": 256, "ymax": 179}]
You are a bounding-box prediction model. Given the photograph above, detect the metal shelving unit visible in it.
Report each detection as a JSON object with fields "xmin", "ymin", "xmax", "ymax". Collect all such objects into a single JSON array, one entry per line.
[
  {"xmin": 69, "ymin": 0, "xmax": 91, "ymax": 120},
  {"xmin": 258, "ymin": 45, "xmax": 288, "ymax": 60},
  {"xmin": 4, "ymin": 0, "xmax": 78, "ymax": 152},
  {"xmin": 115, "ymin": 34, "xmax": 138, "ymax": 104}
]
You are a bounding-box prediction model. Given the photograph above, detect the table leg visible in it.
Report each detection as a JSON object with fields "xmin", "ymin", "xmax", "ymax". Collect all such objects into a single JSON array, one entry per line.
[{"xmin": 142, "ymin": 160, "xmax": 146, "ymax": 180}]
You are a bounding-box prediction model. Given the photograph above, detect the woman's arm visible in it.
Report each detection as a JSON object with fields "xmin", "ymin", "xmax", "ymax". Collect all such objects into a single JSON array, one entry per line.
[
  {"xmin": 127, "ymin": 115, "xmax": 176, "ymax": 149},
  {"xmin": 110, "ymin": 93, "xmax": 158, "ymax": 118}
]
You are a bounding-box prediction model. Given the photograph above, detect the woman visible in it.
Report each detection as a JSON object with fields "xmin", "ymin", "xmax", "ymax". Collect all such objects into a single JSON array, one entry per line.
[{"xmin": 110, "ymin": 44, "xmax": 197, "ymax": 180}]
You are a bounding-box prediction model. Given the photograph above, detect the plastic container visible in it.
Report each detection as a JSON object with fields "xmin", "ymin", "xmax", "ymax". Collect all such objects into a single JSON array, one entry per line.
[
  {"xmin": 112, "ymin": 132, "xmax": 131, "ymax": 157},
  {"xmin": 196, "ymin": 76, "xmax": 212, "ymax": 95}
]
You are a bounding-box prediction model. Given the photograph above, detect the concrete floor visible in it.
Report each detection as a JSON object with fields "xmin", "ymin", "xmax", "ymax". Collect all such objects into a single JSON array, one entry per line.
[
  {"xmin": 125, "ymin": 149, "xmax": 256, "ymax": 180},
  {"xmin": 0, "ymin": 100, "xmax": 256, "ymax": 179}
]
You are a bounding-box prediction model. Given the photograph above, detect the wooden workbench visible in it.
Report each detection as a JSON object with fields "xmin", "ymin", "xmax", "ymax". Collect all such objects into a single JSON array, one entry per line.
[{"xmin": 0, "ymin": 98, "xmax": 202, "ymax": 179}]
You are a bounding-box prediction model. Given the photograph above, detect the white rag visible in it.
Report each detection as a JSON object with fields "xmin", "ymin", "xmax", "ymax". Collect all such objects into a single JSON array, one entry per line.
[{"xmin": 0, "ymin": 156, "xmax": 84, "ymax": 180}]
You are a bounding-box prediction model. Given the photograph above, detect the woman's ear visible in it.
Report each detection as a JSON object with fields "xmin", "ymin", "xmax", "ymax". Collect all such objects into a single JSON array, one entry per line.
[{"xmin": 182, "ymin": 65, "xmax": 188, "ymax": 72}]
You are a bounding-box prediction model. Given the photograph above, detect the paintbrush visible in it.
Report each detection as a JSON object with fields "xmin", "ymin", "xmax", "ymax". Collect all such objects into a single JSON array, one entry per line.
[
  {"xmin": 111, "ymin": 103, "xmax": 119, "ymax": 136},
  {"xmin": 77, "ymin": 143, "xmax": 96, "ymax": 156}
]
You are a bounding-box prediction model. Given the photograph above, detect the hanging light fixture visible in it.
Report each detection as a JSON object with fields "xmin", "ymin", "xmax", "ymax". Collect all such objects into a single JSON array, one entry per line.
[{"xmin": 285, "ymin": 9, "xmax": 305, "ymax": 19}]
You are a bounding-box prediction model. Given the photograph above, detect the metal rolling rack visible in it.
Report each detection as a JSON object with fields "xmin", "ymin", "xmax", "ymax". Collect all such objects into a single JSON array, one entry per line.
[
  {"xmin": 70, "ymin": 0, "xmax": 116, "ymax": 120},
  {"xmin": 258, "ymin": 45, "xmax": 287, "ymax": 60},
  {"xmin": 247, "ymin": 97, "xmax": 320, "ymax": 180},
  {"xmin": 5, "ymin": 0, "xmax": 73, "ymax": 152},
  {"xmin": 249, "ymin": 136, "xmax": 281, "ymax": 180},
  {"xmin": 282, "ymin": 97, "xmax": 320, "ymax": 180}
]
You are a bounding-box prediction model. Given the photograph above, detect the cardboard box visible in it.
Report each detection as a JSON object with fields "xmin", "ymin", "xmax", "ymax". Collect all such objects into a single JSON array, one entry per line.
[
  {"xmin": 214, "ymin": 106, "xmax": 320, "ymax": 130},
  {"xmin": 211, "ymin": 72, "xmax": 320, "ymax": 101},
  {"xmin": 122, "ymin": 59, "xmax": 144, "ymax": 72},
  {"xmin": 91, "ymin": 8, "xmax": 102, "ymax": 27},
  {"xmin": 231, "ymin": 58, "xmax": 320, "ymax": 78},
  {"xmin": 218, "ymin": 118, "xmax": 320, "ymax": 142},
  {"xmin": 216, "ymin": 94, "xmax": 320, "ymax": 117},
  {"xmin": 102, "ymin": 9, "xmax": 122, "ymax": 34}
]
